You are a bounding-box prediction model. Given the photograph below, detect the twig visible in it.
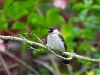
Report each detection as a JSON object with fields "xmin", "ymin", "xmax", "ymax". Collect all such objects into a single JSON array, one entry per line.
[
  {"xmin": 0, "ymin": 35, "xmax": 100, "ymax": 63},
  {"xmin": 48, "ymin": 54, "xmax": 61, "ymax": 75},
  {"xmin": 0, "ymin": 63, "xmax": 19, "ymax": 71},
  {"xmin": 0, "ymin": 54, "xmax": 12, "ymax": 75},
  {"xmin": 3, "ymin": 52, "xmax": 40, "ymax": 75},
  {"xmin": 34, "ymin": 5, "xmax": 44, "ymax": 17},
  {"xmin": 34, "ymin": 59, "xmax": 56, "ymax": 75},
  {"xmin": 66, "ymin": 64, "xmax": 74, "ymax": 75},
  {"xmin": 33, "ymin": 34, "xmax": 44, "ymax": 44}
]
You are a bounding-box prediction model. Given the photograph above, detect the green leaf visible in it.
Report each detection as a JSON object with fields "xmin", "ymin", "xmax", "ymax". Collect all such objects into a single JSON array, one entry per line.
[
  {"xmin": 79, "ymin": 60, "xmax": 92, "ymax": 66},
  {"xmin": 13, "ymin": 1, "xmax": 31, "ymax": 8},
  {"xmin": 46, "ymin": 8, "xmax": 65, "ymax": 26},
  {"xmin": 75, "ymin": 72, "xmax": 81, "ymax": 75},
  {"xmin": 86, "ymin": 16, "xmax": 97, "ymax": 22},
  {"xmin": 15, "ymin": 8, "xmax": 28, "ymax": 19},
  {"xmin": 0, "ymin": 14, "xmax": 8, "ymax": 29},
  {"xmin": 72, "ymin": 2, "xmax": 85, "ymax": 9},
  {"xmin": 82, "ymin": 29, "xmax": 94, "ymax": 40},
  {"xmin": 83, "ymin": 0, "xmax": 93, "ymax": 7},
  {"xmin": 66, "ymin": 27, "xmax": 81, "ymax": 42},
  {"xmin": 28, "ymin": 13, "xmax": 46, "ymax": 27},
  {"xmin": 78, "ymin": 8, "xmax": 89, "ymax": 22},
  {"xmin": 78, "ymin": 15, "xmax": 85, "ymax": 22},
  {"xmin": 0, "ymin": 23, "xmax": 7, "ymax": 29},
  {"xmin": 3, "ymin": 0, "xmax": 14, "ymax": 10},
  {"xmin": 22, "ymin": 44, "xmax": 28, "ymax": 51},
  {"xmin": 96, "ymin": 0, "xmax": 100, "ymax": 3},
  {"xmin": 67, "ymin": 42, "xmax": 76, "ymax": 51},
  {"xmin": 6, "ymin": 4, "xmax": 17, "ymax": 18},
  {"xmin": 94, "ymin": 53, "xmax": 100, "ymax": 59},
  {"xmin": 75, "ymin": 9, "xmax": 89, "ymax": 22},
  {"xmin": 7, "ymin": 1, "xmax": 29, "ymax": 18},
  {"xmin": 69, "ymin": 17, "xmax": 81, "ymax": 22},
  {"xmin": 78, "ymin": 43, "xmax": 96, "ymax": 51},
  {"xmin": 27, "ymin": 0, "xmax": 40, "ymax": 5},
  {"xmin": 79, "ymin": 9, "xmax": 88, "ymax": 17},
  {"xmin": 91, "ymin": 5, "xmax": 100, "ymax": 10},
  {"xmin": 31, "ymin": 28, "xmax": 47, "ymax": 39},
  {"xmin": 62, "ymin": 25, "xmax": 81, "ymax": 42},
  {"xmin": 80, "ymin": 71, "xmax": 87, "ymax": 75},
  {"xmin": 61, "ymin": 24, "xmax": 73, "ymax": 39},
  {"xmin": 93, "ymin": 68, "xmax": 100, "ymax": 75},
  {"xmin": 72, "ymin": 27, "xmax": 81, "ymax": 37},
  {"xmin": 12, "ymin": 22, "xmax": 25, "ymax": 29}
]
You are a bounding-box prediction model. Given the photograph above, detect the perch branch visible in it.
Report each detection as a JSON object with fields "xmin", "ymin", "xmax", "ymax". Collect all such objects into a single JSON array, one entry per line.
[
  {"xmin": 0, "ymin": 35, "xmax": 100, "ymax": 63},
  {"xmin": 0, "ymin": 35, "xmax": 46, "ymax": 48},
  {"xmin": 63, "ymin": 52, "xmax": 100, "ymax": 63}
]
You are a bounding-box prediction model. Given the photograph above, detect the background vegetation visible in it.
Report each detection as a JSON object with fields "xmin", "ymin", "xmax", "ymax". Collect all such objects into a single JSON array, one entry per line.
[{"xmin": 0, "ymin": 0, "xmax": 100, "ymax": 75}]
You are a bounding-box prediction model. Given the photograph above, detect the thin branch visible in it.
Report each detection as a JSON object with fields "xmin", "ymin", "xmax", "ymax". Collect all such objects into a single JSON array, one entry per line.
[
  {"xmin": 48, "ymin": 54, "xmax": 61, "ymax": 75},
  {"xmin": 34, "ymin": 5, "xmax": 44, "ymax": 17},
  {"xmin": 0, "ymin": 35, "xmax": 100, "ymax": 63},
  {"xmin": 34, "ymin": 59, "xmax": 56, "ymax": 75},
  {"xmin": 0, "ymin": 54, "xmax": 12, "ymax": 75},
  {"xmin": 0, "ymin": 63, "xmax": 19, "ymax": 71},
  {"xmin": 33, "ymin": 34, "xmax": 44, "ymax": 44},
  {"xmin": 0, "ymin": 35, "xmax": 46, "ymax": 48},
  {"xmin": 3, "ymin": 52, "xmax": 40, "ymax": 75},
  {"xmin": 66, "ymin": 64, "xmax": 74, "ymax": 75},
  {"xmin": 63, "ymin": 52, "xmax": 100, "ymax": 63}
]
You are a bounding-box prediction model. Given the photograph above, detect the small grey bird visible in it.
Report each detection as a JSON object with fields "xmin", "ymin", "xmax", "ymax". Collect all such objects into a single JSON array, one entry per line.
[{"xmin": 46, "ymin": 27, "xmax": 69, "ymax": 64}]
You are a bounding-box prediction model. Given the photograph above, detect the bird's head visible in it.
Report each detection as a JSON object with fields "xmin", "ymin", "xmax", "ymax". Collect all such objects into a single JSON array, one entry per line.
[
  {"xmin": 48, "ymin": 27, "xmax": 55, "ymax": 33},
  {"xmin": 48, "ymin": 27, "xmax": 60, "ymax": 34}
]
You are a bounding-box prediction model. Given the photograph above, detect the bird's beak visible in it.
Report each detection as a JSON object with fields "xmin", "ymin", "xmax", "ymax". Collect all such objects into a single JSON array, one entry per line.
[
  {"xmin": 48, "ymin": 30, "xmax": 50, "ymax": 31},
  {"xmin": 48, "ymin": 30, "xmax": 51, "ymax": 33},
  {"xmin": 48, "ymin": 30, "xmax": 50, "ymax": 32}
]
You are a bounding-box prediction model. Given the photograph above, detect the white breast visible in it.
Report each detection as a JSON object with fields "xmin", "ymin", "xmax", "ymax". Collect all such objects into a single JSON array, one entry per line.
[{"xmin": 46, "ymin": 33, "xmax": 65, "ymax": 54}]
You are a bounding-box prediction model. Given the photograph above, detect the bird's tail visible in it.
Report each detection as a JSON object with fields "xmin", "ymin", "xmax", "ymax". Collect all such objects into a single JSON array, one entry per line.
[{"xmin": 62, "ymin": 55, "xmax": 70, "ymax": 64}]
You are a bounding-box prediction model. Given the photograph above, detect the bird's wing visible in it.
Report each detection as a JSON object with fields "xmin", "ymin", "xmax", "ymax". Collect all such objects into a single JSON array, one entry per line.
[{"xmin": 58, "ymin": 34, "xmax": 67, "ymax": 50}]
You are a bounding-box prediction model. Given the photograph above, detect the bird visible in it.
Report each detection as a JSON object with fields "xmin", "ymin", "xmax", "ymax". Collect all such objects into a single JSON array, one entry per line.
[{"xmin": 46, "ymin": 27, "xmax": 69, "ymax": 64}]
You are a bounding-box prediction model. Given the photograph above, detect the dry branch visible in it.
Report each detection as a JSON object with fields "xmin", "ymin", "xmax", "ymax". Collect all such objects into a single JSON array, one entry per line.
[{"xmin": 0, "ymin": 35, "xmax": 100, "ymax": 63}]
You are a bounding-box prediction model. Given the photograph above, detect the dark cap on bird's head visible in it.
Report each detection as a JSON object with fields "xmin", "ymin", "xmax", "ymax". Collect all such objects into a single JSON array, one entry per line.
[{"xmin": 48, "ymin": 27, "xmax": 55, "ymax": 33}]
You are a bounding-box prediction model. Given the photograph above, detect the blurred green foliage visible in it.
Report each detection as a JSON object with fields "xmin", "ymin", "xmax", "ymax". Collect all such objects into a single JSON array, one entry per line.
[
  {"xmin": 0, "ymin": 0, "xmax": 100, "ymax": 75},
  {"xmin": 46, "ymin": 8, "xmax": 65, "ymax": 26}
]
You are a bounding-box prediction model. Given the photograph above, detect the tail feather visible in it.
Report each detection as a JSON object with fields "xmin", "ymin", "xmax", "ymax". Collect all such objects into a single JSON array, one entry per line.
[
  {"xmin": 62, "ymin": 55, "xmax": 70, "ymax": 64},
  {"xmin": 62, "ymin": 60, "xmax": 69, "ymax": 64}
]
